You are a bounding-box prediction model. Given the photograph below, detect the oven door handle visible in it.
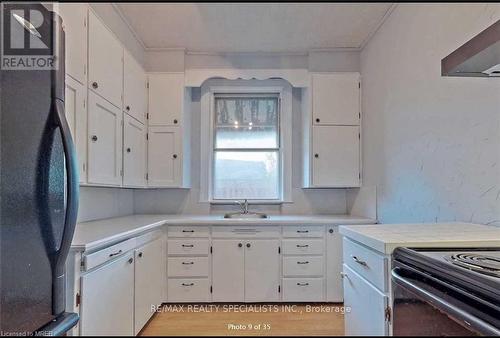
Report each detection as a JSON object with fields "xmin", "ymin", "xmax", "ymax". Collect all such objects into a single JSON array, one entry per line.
[{"xmin": 392, "ymin": 268, "xmax": 500, "ymax": 336}]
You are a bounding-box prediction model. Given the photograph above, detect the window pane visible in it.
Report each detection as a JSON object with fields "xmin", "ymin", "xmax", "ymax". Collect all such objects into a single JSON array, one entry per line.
[
  {"xmin": 213, "ymin": 151, "xmax": 279, "ymax": 200},
  {"xmin": 214, "ymin": 97, "xmax": 278, "ymax": 149}
]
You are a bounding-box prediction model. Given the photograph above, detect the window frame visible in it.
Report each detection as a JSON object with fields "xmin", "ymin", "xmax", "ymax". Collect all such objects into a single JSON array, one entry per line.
[{"xmin": 200, "ymin": 79, "xmax": 293, "ymax": 204}]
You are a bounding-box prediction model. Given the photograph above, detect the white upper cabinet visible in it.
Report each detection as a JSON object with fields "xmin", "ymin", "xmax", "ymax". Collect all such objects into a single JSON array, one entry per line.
[
  {"xmin": 59, "ymin": 3, "xmax": 87, "ymax": 84},
  {"xmin": 88, "ymin": 10, "xmax": 123, "ymax": 108},
  {"xmin": 148, "ymin": 73, "xmax": 185, "ymax": 126},
  {"xmin": 124, "ymin": 50, "xmax": 147, "ymax": 124},
  {"xmin": 147, "ymin": 126, "xmax": 182, "ymax": 187},
  {"xmin": 312, "ymin": 125, "xmax": 360, "ymax": 187},
  {"xmin": 87, "ymin": 91, "xmax": 123, "ymax": 186},
  {"xmin": 123, "ymin": 114, "xmax": 146, "ymax": 187},
  {"xmin": 312, "ymin": 73, "xmax": 360, "ymax": 126}
]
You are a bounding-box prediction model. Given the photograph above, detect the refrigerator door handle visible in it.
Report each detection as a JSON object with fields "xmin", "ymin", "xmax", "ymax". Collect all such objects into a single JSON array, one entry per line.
[{"xmin": 52, "ymin": 98, "xmax": 79, "ymax": 315}]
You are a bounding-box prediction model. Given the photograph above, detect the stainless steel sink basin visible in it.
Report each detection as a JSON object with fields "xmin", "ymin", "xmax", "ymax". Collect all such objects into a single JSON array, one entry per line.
[{"xmin": 223, "ymin": 212, "xmax": 268, "ymax": 219}]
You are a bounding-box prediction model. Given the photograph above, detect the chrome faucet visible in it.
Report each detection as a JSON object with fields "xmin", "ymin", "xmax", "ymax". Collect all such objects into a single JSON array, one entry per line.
[{"xmin": 235, "ymin": 199, "xmax": 249, "ymax": 214}]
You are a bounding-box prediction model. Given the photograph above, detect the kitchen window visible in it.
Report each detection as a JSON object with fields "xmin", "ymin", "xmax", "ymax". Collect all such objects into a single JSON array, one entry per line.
[{"xmin": 200, "ymin": 80, "xmax": 293, "ymax": 203}]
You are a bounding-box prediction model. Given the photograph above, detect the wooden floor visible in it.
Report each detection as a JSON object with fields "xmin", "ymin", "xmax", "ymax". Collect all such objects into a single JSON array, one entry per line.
[{"xmin": 140, "ymin": 304, "xmax": 345, "ymax": 336}]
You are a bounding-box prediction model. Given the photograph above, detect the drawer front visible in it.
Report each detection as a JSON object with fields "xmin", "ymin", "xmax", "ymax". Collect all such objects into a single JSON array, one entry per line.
[
  {"xmin": 168, "ymin": 239, "xmax": 209, "ymax": 256},
  {"xmin": 283, "ymin": 256, "xmax": 324, "ymax": 277},
  {"xmin": 282, "ymin": 278, "xmax": 324, "ymax": 302},
  {"xmin": 168, "ymin": 257, "xmax": 209, "ymax": 277},
  {"xmin": 283, "ymin": 225, "xmax": 324, "ymax": 238},
  {"xmin": 211, "ymin": 226, "xmax": 280, "ymax": 239},
  {"xmin": 168, "ymin": 226, "xmax": 209, "ymax": 238},
  {"xmin": 167, "ymin": 278, "xmax": 210, "ymax": 302},
  {"xmin": 343, "ymin": 238, "xmax": 387, "ymax": 291},
  {"xmin": 282, "ymin": 239, "xmax": 324, "ymax": 255},
  {"xmin": 84, "ymin": 238, "xmax": 136, "ymax": 271}
]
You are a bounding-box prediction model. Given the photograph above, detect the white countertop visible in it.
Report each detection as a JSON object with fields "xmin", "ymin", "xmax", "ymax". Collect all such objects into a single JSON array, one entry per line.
[
  {"xmin": 339, "ymin": 222, "xmax": 500, "ymax": 254},
  {"xmin": 72, "ymin": 214, "xmax": 376, "ymax": 252}
]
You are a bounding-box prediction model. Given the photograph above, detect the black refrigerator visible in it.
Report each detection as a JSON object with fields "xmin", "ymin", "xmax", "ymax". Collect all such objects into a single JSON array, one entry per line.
[{"xmin": 0, "ymin": 3, "xmax": 79, "ymax": 335}]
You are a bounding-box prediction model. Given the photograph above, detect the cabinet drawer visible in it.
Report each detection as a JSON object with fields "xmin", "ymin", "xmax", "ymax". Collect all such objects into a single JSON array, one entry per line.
[
  {"xmin": 282, "ymin": 278, "xmax": 324, "ymax": 302},
  {"xmin": 211, "ymin": 226, "xmax": 280, "ymax": 238},
  {"xmin": 168, "ymin": 257, "xmax": 209, "ymax": 277},
  {"xmin": 167, "ymin": 278, "xmax": 210, "ymax": 302},
  {"xmin": 283, "ymin": 256, "xmax": 324, "ymax": 277},
  {"xmin": 84, "ymin": 238, "xmax": 136, "ymax": 271},
  {"xmin": 168, "ymin": 239, "xmax": 209, "ymax": 256},
  {"xmin": 343, "ymin": 238, "xmax": 388, "ymax": 291},
  {"xmin": 168, "ymin": 226, "xmax": 209, "ymax": 238},
  {"xmin": 283, "ymin": 225, "xmax": 324, "ymax": 238},
  {"xmin": 282, "ymin": 239, "xmax": 324, "ymax": 255}
]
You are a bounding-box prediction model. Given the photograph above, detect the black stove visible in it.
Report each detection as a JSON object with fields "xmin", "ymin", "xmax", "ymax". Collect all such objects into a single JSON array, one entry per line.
[{"xmin": 392, "ymin": 248, "xmax": 500, "ymax": 336}]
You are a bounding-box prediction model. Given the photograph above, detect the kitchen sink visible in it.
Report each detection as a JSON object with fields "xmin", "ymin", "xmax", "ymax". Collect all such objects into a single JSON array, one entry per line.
[{"xmin": 223, "ymin": 212, "xmax": 268, "ymax": 219}]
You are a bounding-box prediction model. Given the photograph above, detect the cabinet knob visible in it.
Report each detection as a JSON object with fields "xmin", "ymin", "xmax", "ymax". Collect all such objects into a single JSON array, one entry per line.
[
  {"xmin": 246, "ymin": 243, "xmax": 251, "ymax": 248},
  {"xmin": 315, "ymin": 118, "xmax": 320, "ymax": 123},
  {"xmin": 173, "ymin": 154, "xmax": 178, "ymax": 159},
  {"xmin": 138, "ymin": 252, "xmax": 143, "ymax": 258},
  {"xmin": 173, "ymin": 119, "xmax": 178, "ymax": 124},
  {"xmin": 314, "ymin": 154, "xmax": 319, "ymax": 158},
  {"xmin": 92, "ymin": 82, "xmax": 98, "ymax": 89},
  {"xmin": 126, "ymin": 106, "xmax": 130, "ymax": 111},
  {"xmin": 329, "ymin": 228, "xmax": 334, "ymax": 234},
  {"xmin": 341, "ymin": 272, "xmax": 348, "ymax": 278},
  {"xmin": 126, "ymin": 148, "xmax": 131, "ymax": 153},
  {"xmin": 238, "ymin": 243, "xmax": 243, "ymax": 248},
  {"xmin": 91, "ymin": 135, "xmax": 98, "ymax": 142},
  {"xmin": 128, "ymin": 258, "xmax": 134, "ymax": 264}
]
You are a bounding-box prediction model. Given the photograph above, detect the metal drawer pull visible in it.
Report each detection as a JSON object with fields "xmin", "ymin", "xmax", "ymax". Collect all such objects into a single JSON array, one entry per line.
[
  {"xmin": 182, "ymin": 230, "xmax": 195, "ymax": 233},
  {"xmin": 296, "ymin": 244, "xmax": 309, "ymax": 248},
  {"xmin": 297, "ymin": 261, "xmax": 309, "ymax": 264},
  {"xmin": 351, "ymin": 255, "xmax": 368, "ymax": 266},
  {"xmin": 181, "ymin": 283, "xmax": 194, "ymax": 287},
  {"xmin": 297, "ymin": 230, "xmax": 309, "ymax": 233},
  {"xmin": 182, "ymin": 262, "xmax": 194, "ymax": 265},
  {"xmin": 297, "ymin": 282, "xmax": 309, "ymax": 286},
  {"xmin": 108, "ymin": 250, "xmax": 122, "ymax": 257},
  {"xmin": 182, "ymin": 244, "xmax": 194, "ymax": 247}
]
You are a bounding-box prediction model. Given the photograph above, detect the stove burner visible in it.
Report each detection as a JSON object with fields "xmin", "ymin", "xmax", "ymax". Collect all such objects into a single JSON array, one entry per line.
[{"xmin": 446, "ymin": 253, "xmax": 500, "ymax": 278}]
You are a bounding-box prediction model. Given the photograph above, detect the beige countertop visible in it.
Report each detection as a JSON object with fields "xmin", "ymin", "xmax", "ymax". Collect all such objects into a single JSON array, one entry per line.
[
  {"xmin": 72, "ymin": 214, "xmax": 376, "ymax": 252},
  {"xmin": 339, "ymin": 222, "xmax": 500, "ymax": 254}
]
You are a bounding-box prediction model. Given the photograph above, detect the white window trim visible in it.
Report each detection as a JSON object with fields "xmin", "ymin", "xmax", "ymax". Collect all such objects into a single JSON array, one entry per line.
[{"xmin": 200, "ymin": 79, "xmax": 293, "ymax": 204}]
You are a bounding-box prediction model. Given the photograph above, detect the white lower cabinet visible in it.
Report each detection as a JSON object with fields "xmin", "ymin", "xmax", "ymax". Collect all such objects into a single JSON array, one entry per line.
[
  {"xmin": 212, "ymin": 239, "xmax": 245, "ymax": 302},
  {"xmin": 80, "ymin": 252, "xmax": 135, "ymax": 336},
  {"xmin": 134, "ymin": 237, "xmax": 165, "ymax": 335},
  {"xmin": 343, "ymin": 264, "xmax": 389, "ymax": 336}
]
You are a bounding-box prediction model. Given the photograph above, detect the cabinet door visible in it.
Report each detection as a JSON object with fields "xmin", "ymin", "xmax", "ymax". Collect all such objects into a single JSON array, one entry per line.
[
  {"xmin": 65, "ymin": 75, "xmax": 87, "ymax": 183},
  {"xmin": 80, "ymin": 253, "xmax": 135, "ymax": 336},
  {"xmin": 148, "ymin": 73, "xmax": 184, "ymax": 126},
  {"xmin": 343, "ymin": 264, "xmax": 388, "ymax": 336},
  {"xmin": 312, "ymin": 73, "xmax": 360, "ymax": 125},
  {"xmin": 147, "ymin": 126, "xmax": 181, "ymax": 187},
  {"xmin": 124, "ymin": 50, "xmax": 147, "ymax": 124},
  {"xmin": 312, "ymin": 125, "xmax": 360, "ymax": 187},
  {"xmin": 134, "ymin": 238, "xmax": 165, "ymax": 335},
  {"xmin": 212, "ymin": 240, "xmax": 245, "ymax": 302},
  {"xmin": 59, "ymin": 3, "xmax": 87, "ymax": 84},
  {"xmin": 87, "ymin": 91, "xmax": 122, "ymax": 185},
  {"xmin": 123, "ymin": 114, "xmax": 146, "ymax": 187},
  {"xmin": 88, "ymin": 10, "xmax": 123, "ymax": 108},
  {"xmin": 326, "ymin": 228, "xmax": 343, "ymax": 302},
  {"xmin": 245, "ymin": 240, "xmax": 280, "ymax": 302}
]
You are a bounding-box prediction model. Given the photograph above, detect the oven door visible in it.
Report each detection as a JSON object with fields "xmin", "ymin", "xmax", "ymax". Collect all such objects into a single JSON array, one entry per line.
[{"xmin": 391, "ymin": 261, "xmax": 500, "ymax": 336}]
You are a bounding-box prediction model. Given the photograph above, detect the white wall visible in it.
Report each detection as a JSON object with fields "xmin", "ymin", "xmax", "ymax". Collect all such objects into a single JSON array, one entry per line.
[
  {"xmin": 78, "ymin": 187, "xmax": 134, "ymax": 222},
  {"xmin": 361, "ymin": 4, "xmax": 500, "ymax": 224}
]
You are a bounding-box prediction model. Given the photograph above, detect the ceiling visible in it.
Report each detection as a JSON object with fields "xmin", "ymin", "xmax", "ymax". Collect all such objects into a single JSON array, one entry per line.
[{"xmin": 116, "ymin": 3, "xmax": 394, "ymax": 53}]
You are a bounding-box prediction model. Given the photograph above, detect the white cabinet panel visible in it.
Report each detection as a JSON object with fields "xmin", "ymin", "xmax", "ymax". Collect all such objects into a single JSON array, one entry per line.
[
  {"xmin": 148, "ymin": 73, "xmax": 184, "ymax": 126},
  {"xmin": 80, "ymin": 253, "xmax": 134, "ymax": 336},
  {"xmin": 245, "ymin": 240, "xmax": 280, "ymax": 302},
  {"xmin": 59, "ymin": 3, "xmax": 87, "ymax": 84},
  {"xmin": 123, "ymin": 114, "xmax": 146, "ymax": 187},
  {"xmin": 283, "ymin": 256, "xmax": 324, "ymax": 277},
  {"xmin": 343, "ymin": 264, "xmax": 388, "ymax": 336},
  {"xmin": 282, "ymin": 239, "xmax": 324, "ymax": 255},
  {"xmin": 312, "ymin": 73, "xmax": 360, "ymax": 126},
  {"xmin": 167, "ymin": 278, "xmax": 210, "ymax": 303},
  {"xmin": 212, "ymin": 240, "xmax": 245, "ymax": 302},
  {"xmin": 282, "ymin": 225, "xmax": 324, "ymax": 238},
  {"xmin": 134, "ymin": 238, "xmax": 165, "ymax": 335},
  {"xmin": 65, "ymin": 75, "xmax": 87, "ymax": 183},
  {"xmin": 168, "ymin": 257, "xmax": 209, "ymax": 277},
  {"xmin": 88, "ymin": 10, "xmax": 123, "ymax": 108},
  {"xmin": 282, "ymin": 278, "xmax": 324, "ymax": 302},
  {"xmin": 167, "ymin": 239, "xmax": 209, "ymax": 256},
  {"xmin": 87, "ymin": 91, "xmax": 122, "ymax": 186},
  {"xmin": 326, "ymin": 228, "xmax": 343, "ymax": 302},
  {"xmin": 312, "ymin": 125, "xmax": 360, "ymax": 187},
  {"xmin": 147, "ymin": 126, "xmax": 181, "ymax": 187},
  {"xmin": 124, "ymin": 50, "xmax": 147, "ymax": 124}
]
